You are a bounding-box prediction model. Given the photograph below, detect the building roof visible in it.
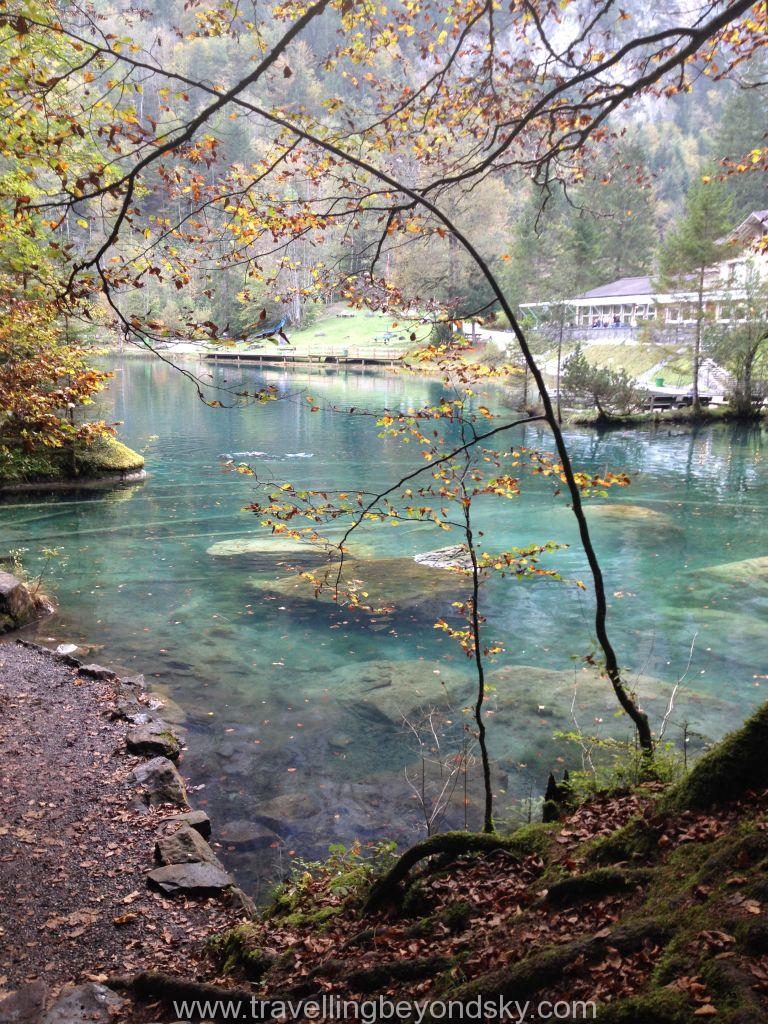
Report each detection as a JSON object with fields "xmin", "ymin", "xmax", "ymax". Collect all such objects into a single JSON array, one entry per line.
[
  {"xmin": 728, "ymin": 209, "xmax": 768, "ymax": 245},
  {"xmin": 578, "ymin": 276, "xmax": 652, "ymax": 300}
]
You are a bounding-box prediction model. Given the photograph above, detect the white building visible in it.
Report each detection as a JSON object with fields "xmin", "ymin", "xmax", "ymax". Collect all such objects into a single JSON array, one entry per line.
[{"xmin": 521, "ymin": 209, "xmax": 768, "ymax": 329}]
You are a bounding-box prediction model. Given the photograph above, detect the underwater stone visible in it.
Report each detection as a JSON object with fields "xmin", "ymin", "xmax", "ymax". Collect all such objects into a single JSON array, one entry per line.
[
  {"xmin": 220, "ymin": 819, "xmax": 281, "ymax": 849},
  {"xmin": 413, "ymin": 545, "xmax": 473, "ymax": 570}
]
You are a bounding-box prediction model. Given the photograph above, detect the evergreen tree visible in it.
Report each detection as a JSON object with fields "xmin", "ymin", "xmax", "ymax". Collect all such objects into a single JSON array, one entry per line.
[
  {"xmin": 659, "ymin": 178, "xmax": 733, "ymax": 413},
  {"xmin": 711, "ymin": 86, "xmax": 768, "ymax": 220},
  {"xmin": 579, "ymin": 141, "xmax": 659, "ymax": 281}
]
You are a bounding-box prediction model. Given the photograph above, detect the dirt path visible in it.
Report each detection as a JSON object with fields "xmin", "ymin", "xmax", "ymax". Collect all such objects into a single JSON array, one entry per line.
[{"xmin": 0, "ymin": 640, "xmax": 246, "ymax": 1020}]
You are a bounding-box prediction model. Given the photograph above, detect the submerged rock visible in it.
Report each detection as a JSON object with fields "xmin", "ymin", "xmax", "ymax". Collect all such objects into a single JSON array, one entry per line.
[
  {"xmin": 251, "ymin": 555, "xmax": 466, "ymax": 613},
  {"xmin": 486, "ymin": 663, "xmax": 742, "ymax": 765},
  {"xmin": 586, "ymin": 503, "xmax": 677, "ymax": 529},
  {"xmin": 414, "ymin": 545, "xmax": 473, "ymax": 571},
  {"xmin": 155, "ymin": 824, "xmax": 222, "ymax": 867},
  {"xmin": 208, "ymin": 535, "xmax": 344, "ymax": 559},
  {"xmin": 330, "ymin": 657, "xmax": 740, "ymax": 775},
  {"xmin": 146, "ymin": 861, "xmax": 233, "ymax": 897},
  {"xmin": 254, "ymin": 793, "xmax": 317, "ymax": 834},
  {"xmin": 331, "ymin": 658, "xmax": 469, "ymax": 724},
  {"xmin": 126, "ymin": 720, "xmax": 181, "ymax": 760},
  {"xmin": 42, "ymin": 983, "xmax": 122, "ymax": 1024},
  {"xmin": 220, "ymin": 819, "xmax": 281, "ymax": 849},
  {"xmin": 697, "ymin": 554, "xmax": 768, "ymax": 591},
  {"xmin": 132, "ymin": 756, "xmax": 188, "ymax": 808}
]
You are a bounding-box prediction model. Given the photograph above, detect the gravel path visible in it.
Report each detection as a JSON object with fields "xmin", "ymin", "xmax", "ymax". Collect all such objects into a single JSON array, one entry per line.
[{"xmin": 0, "ymin": 640, "xmax": 244, "ymax": 1018}]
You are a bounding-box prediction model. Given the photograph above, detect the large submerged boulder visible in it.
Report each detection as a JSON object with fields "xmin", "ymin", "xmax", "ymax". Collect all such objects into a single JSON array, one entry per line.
[
  {"xmin": 696, "ymin": 554, "xmax": 768, "ymax": 592},
  {"xmin": 586, "ymin": 503, "xmax": 677, "ymax": 528},
  {"xmin": 330, "ymin": 658, "xmax": 469, "ymax": 724},
  {"xmin": 250, "ymin": 555, "xmax": 467, "ymax": 613},
  {"xmin": 329, "ymin": 656, "xmax": 742, "ymax": 775},
  {"xmin": 208, "ymin": 536, "xmax": 343, "ymax": 560},
  {"xmin": 413, "ymin": 545, "xmax": 473, "ymax": 570}
]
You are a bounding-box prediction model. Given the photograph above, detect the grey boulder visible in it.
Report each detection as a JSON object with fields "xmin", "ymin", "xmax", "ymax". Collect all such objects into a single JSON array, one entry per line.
[
  {"xmin": 132, "ymin": 756, "xmax": 188, "ymax": 807},
  {"xmin": 146, "ymin": 861, "xmax": 233, "ymax": 896},
  {"xmin": 78, "ymin": 663, "xmax": 116, "ymax": 681},
  {"xmin": 42, "ymin": 983, "xmax": 122, "ymax": 1023},
  {"xmin": 0, "ymin": 981, "xmax": 48, "ymax": 1024},
  {"xmin": 0, "ymin": 572, "xmax": 37, "ymax": 633},
  {"xmin": 126, "ymin": 719, "xmax": 181, "ymax": 760},
  {"xmin": 162, "ymin": 808, "xmax": 212, "ymax": 838},
  {"xmin": 155, "ymin": 824, "xmax": 222, "ymax": 867}
]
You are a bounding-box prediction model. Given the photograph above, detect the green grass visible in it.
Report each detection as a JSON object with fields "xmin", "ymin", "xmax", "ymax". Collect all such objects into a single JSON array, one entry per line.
[
  {"xmin": 579, "ymin": 343, "xmax": 669, "ymax": 378},
  {"xmin": 543, "ymin": 340, "xmax": 694, "ymax": 386},
  {"xmin": 217, "ymin": 310, "xmax": 423, "ymax": 355}
]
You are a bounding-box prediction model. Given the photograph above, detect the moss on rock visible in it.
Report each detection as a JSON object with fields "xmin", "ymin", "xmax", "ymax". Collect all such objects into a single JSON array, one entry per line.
[
  {"xmin": 209, "ymin": 924, "xmax": 276, "ymax": 982},
  {"xmin": 75, "ymin": 435, "xmax": 145, "ymax": 474},
  {"xmin": 1, "ymin": 434, "xmax": 144, "ymax": 486},
  {"xmin": 666, "ymin": 700, "xmax": 768, "ymax": 811}
]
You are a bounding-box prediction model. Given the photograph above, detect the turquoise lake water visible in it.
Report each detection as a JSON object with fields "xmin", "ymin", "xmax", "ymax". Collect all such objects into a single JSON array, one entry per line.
[{"xmin": 1, "ymin": 356, "xmax": 767, "ymax": 895}]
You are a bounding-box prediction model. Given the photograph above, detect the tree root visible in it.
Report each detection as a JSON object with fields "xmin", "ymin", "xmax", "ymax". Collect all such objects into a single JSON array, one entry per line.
[
  {"xmin": 310, "ymin": 955, "xmax": 452, "ymax": 993},
  {"xmin": 364, "ymin": 831, "xmax": 519, "ymax": 913},
  {"xmin": 430, "ymin": 919, "xmax": 672, "ymax": 1015},
  {"xmin": 108, "ymin": 971, "xmax": 256, "ymax": 1013}
]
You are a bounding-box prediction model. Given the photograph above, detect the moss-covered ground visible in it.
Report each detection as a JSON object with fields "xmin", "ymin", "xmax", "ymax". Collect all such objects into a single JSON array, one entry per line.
[{"xmin": 209, "ymin": 705, "xmax": 768, "ymax": 1022}]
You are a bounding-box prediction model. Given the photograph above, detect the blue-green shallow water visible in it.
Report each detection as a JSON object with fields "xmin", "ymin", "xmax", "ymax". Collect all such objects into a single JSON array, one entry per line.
[{"xmin": 1, "ymin": 356, "xmax": 767, "ymax": 896}]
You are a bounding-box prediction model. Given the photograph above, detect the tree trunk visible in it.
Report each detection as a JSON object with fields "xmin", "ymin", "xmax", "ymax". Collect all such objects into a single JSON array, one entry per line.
[
  {"xmin": 556, "ymin": 306, "xmax": 564, "ymax": 424},
  {"xmin": 693, "ymin": 268, "xmax": 704, "ymax": 415},
  {"xmin": 463, "ymin": 499, "xmax": 493, "ymax": 834}
]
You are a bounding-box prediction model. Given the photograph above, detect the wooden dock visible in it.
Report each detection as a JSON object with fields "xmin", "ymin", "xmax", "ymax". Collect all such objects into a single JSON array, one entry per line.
[{"xmin": 205, "ymin": 346, "xmax": 406, "ymax": 367}]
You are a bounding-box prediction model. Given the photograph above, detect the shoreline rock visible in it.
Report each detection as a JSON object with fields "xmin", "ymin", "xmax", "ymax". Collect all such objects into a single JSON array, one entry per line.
[
  {"xmin": 126, "ymin": 719, "xmax": 182, "ymax": 760},
  {"xmin": 132, "ymin": 755, "xmax": 189, "ymax": 808},
  {"xmin": 0, "ymin": 638, "xmax": 252, "ymax": 1011},
  {"xmin": 155, "ymin": 824, "xmax": 223, "ymax": 868},
  {"xmin": 0, "ymin": 572, "xmax": 54, "ymax": 635}
]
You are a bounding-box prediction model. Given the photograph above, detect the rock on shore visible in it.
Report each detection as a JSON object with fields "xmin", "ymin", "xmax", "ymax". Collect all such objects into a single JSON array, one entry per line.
[{"xmin": 0, "ymin": 571, "xmax": 54, "ymax": 634}]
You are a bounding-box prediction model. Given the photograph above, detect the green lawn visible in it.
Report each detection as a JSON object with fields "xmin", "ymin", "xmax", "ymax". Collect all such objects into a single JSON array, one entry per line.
[
  {"xmin": 543, "ymin": 340, "xmax": 693, "ymax": 385},
  {"xmin": 215, "ymin": 309, "xmax": 423, "ymax": 355}
]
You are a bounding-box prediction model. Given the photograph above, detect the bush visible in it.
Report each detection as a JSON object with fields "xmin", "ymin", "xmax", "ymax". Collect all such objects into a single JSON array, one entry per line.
[{"xmin": 562, "ymin": 345, "xmax": 648, "ymax": 419}]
